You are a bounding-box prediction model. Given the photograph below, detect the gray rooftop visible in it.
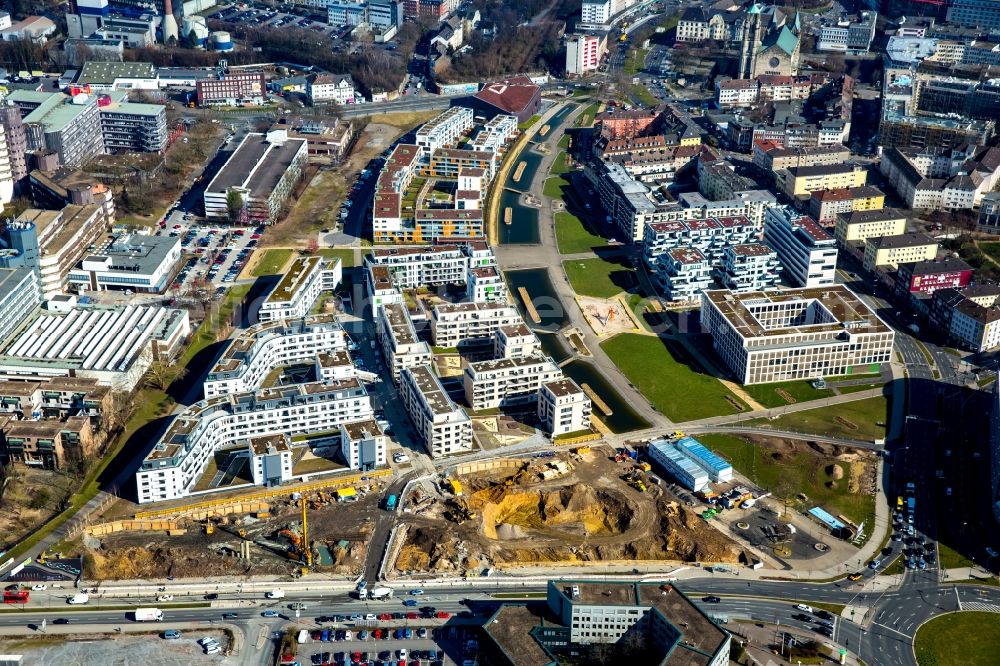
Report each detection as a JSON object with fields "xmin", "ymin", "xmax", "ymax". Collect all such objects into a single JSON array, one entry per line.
[{"xmin": 77, "ymin": 61, "xmax": 156, "ymax": 85}]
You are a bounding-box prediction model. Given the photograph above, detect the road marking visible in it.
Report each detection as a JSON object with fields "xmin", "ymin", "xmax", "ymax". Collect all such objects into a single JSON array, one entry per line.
[
  {"xmin": 872, "ymin": 622, "xmax": 913, "ymax": 640},
  {"xmin": 961, "ymin": 601, "xmax": 1000, "ymax": 613}
]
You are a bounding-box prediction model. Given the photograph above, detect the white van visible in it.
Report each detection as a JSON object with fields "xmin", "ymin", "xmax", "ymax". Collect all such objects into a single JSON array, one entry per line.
[
  {"xmin": 794, "ymin": 604, "xmax": 813, "ymax": 614},
  {"xmin": 67, "ymin": 594, "xmax": 90, "ymax": 605},
  {"xmin": 205, "ymin": 645, "xmax": 221, "ymax": 655}
]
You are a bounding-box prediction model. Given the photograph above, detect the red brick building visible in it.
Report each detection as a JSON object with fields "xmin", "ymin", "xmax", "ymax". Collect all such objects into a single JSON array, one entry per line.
[
  {"xmin": 196, "ymin": 73, "xmax": 266, "ymax": 107},
  {"xmin": 470, "ymin": 76, "xmax": 541, "ymax": 123},
  {"xmin": 595, "ymin": 106, "xmax": 665, "ymax": 141}
]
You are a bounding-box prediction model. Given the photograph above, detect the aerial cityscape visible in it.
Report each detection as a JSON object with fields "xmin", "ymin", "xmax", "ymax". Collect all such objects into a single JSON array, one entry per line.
[{"xmin": 0, "ymin": 0, "xmax": 998, "ymax": 663}]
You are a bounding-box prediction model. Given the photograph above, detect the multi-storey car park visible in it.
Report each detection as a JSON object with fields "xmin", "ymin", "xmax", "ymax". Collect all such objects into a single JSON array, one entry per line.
[
  {"xmin": 700, "ymin": 286, "xmax": 894, "ymax": 385},
  {"xmin": 400, "ymin": 365, "xmax": 473, "ymax": 458},
  {"xmin": 202, "ymin": 314, "xmax": 347, "ymax": 400},
  {"xmin": 136, "ymin": 378, "xmax": 376, "ymax": 503}
]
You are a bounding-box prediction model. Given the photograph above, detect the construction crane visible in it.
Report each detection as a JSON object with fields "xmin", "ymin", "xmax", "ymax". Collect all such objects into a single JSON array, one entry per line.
[{"xmin": 300, "ymin": 497, "xmax": 312, "ymax": 568}]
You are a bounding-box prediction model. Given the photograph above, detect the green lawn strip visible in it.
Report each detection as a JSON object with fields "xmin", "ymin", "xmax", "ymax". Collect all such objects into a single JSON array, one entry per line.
[
  {"xmin": 937, "ymin": 542, "xmax": 975, "ymax": 570},
  {"xmin": 746, "ymin": 396, "xmax": 889, "ymax": 441},
  {"xmin": 554, "ymin": 211, "xmax": 608, "ymax": 254},
  {"xmin": 575, "ymin": 103, "xmax": 600, "ymax": 127},
  {"xmin": 252, "ymin": 248, "xmax": 294, "ymax": 276},
  {"xmin": 833, "ymin": 382, "xmax": 887, "ymax": 395},
  {"xmin": 915, "ymin": 612, "xmax": 1000, "ymax": 666},
  {"xmin": 625, "ymin": 292, "xmax": 655, "ymax": 333},
  {"xmin": 518, "ymin": 114, "xmax": 541, "ymax": 131},
  {"xmin": 629, "ymin": 84, "xmax": 658, "ymax": 107},
  {"xmin": 562, "ymin": 257, "xmax": 634, "ymax": 299},
  {"xmin": 741, "ymin": 380, "xmax": 832, "ymax": 408},
  {"xmin": 623, "ymin": 48, "xmax": 644, "ymax": 76},
  {"xmin": 697, "ymin": 433, "xmax": 875, "ymax": 525},
  {"xmin": 317, "ymin": 248, "xmax": 370, "ymax": 268},
  {"xmin": 600, "ymin": 334, "xmax": 747, "ymax": 421},
  {"xmin": 543, "ymin": 176, "xmax": 570, "ymax": 199},
  {"xmin": 558, "ymin": 134, "xmax": 571, "ymax": 149},
  {"xmin": 550, "ymin": 150, "xmax": 570, "ymax": 175}
]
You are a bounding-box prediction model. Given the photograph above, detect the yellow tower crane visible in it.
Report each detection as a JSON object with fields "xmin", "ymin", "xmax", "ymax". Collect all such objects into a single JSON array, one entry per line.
[{"xmin": 301, "ymin": 497, "xmax": 312, "ymax": 568}]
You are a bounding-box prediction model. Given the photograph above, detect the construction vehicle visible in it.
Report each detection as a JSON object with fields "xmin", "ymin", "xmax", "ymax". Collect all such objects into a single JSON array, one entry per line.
[
  {"xmin": 672, "ymin": 430, "xmax": 685, "ymax": 439},
  {"xmin": 504, "ymin": 463, "xmax": 530, "ymax": 488},
  {"xmin": 370, "ymin": 586, "xmax": 394, "ymax": 600},
  {"xmin": 896, "ymin": 496, "xmax": 904, "ymax": 510},
  {"xmin": 385, "ymin": 494, "xmax": 398, "ymax": 511},
  {"xmin": 447, "ymin": 499, "xmax": 478, "ymax": 525},
  {"xmin": 204, "ymin": 522, "xmax": 215, "ymax": 535},
  {"xmin": 335, "ymin": 487, "xmax": 357, "ymax": 502},
  {"xmin": 701, "ymin": 508, "xmax": 719, "ymax": 520},
  {"xmin": 639, "ymin": 462, "xmax": 652, "ymax": 472},
  {"xmin": 574, "ymin": 446, "xmax": 591, "ymax": 455},
  {"xmin": 448, "ymin": 479, "xmax": 463, "ymax": 496}
]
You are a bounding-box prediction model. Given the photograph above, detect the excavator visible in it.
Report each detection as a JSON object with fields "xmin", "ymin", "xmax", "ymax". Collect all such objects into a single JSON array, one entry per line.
[
  {"xmin": 446, "ymin": 499, "xmax": 478, "ymax": 525},
  {"xmin": 503, "ymin": 463, "xmax": 530, "ymax": 488}
]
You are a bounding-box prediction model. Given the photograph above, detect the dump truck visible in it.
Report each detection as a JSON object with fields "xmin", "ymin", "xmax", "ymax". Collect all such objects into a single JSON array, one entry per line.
[
  {"xmin": 385, "ymin": 494, "xmax": 398, "ymax": 511},
  {"xmin": 133, "ymin": 608, "xmax": 164, "ymax": 622},
  {"xmin": 370, "ymin": 586, "xmax": 394, "ymax": 600},
  {"xmin": 336, "ymin": 487, "xmax": 357, "ymax": 502},
  {"xmin": 448, "ymin": 479, "xmax": 463, "ymax": 496}
]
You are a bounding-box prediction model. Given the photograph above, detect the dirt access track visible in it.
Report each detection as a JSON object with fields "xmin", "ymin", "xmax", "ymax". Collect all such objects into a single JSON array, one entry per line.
[{"xmin": 393, "ymin": 448, "xmax": 741, "ymax": 574}]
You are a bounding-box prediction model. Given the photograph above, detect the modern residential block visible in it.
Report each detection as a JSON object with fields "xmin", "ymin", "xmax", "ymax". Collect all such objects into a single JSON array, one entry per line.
[
  {"xmin": 463, "ymin": 354, "xmax": 563, "ymax": 411},
  {"xmin": 430, "ymin": 303, "xmax": 522, "ymax": 348},
  {"xmin": 715, "ymin": 242, "xmax": 781, "ymax": 292},
  {"xmin": 763, "ymin": 206, "xmax": 838, "ymax": 287},
  {"xmin": 537, "ymin": 379, "xmax": 592, "ymax": 437},
  {"xmin": 400, "ymin": 365, "xmax": 473, "ymax": 458},
  {"xmin": 258, "ymin": 256, "xmax": 339, "ymax": 322},
  {"xmin": 654, "ymin": 247, "xmax": 713, "ymax": 302},
  {"xmin": 377, "ymin": 302, "xmax": 433, "ymax": 382}
]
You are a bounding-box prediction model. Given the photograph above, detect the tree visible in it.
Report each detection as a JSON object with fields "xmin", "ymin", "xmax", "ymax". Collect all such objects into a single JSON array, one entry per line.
[
  {"xmin": 144, "ymin": 360, "xmax": 189, "ymax": 391},
  {"xmin": 226, "ymin": 190, "xmax": 245, "ymax": 224},
  {"xmin": 305, "ymin": 238, "xmax": 320, "ymax": 254},
  {"xmin": 104, "ymin": 391, "xmax": 137, "ymax": 434}
]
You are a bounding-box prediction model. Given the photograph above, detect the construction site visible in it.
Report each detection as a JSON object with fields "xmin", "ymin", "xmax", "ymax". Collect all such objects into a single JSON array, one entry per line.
[
  {"xmin": 79, "ymin": 481, "xmax": 387, "ymax": 581},
  {"xmin": 391, "ymin": 446, "xmax": 743, "ymax": 575}
]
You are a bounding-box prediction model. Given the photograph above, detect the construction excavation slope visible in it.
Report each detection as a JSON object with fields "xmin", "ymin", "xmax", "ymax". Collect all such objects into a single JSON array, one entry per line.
[{"xmin": 394, "ymin": 451, "xmax": 741, "ymax": 573}]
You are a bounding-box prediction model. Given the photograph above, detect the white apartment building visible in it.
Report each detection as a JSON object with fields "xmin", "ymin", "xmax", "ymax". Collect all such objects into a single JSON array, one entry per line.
[
  {"xmin": 0, "ymin": 267, "xmax": 43, "ymax": 343},
  {"xmin": 377, "ymin": 302, "xmax": 433, "ymax": 382},
  {"xmin": 366, "ymin": 245, "xmax": 474, "ymax": 290},
  {"xmin": 817, "ymin": 11, "xmax": 877, "ymax": 53},
  {"xmin": 581, "ymin": 0, "xmax": 611, "ymax": 23},
  {"xmin": 763, "ymin": 207, "xmax": 838, "ymax": 287},
  {"xmin": 715, "ymin": 242, "xmax": 781, "ymax": 292},
  {"xmin": 565, "ymin": 33, "xmax": 606, "ymax": 76},
  {"xmin": 642, "ymin": 215, "xmax": 756, "ymax": 267},
  {"xmin": 466, "ymin": 266, "xmax": 507, "ymax": 303},
  {"xmin": 700, "ymin": 287, "xmax": 894, "ymax": 384},
  {"xmin": 655, "ymin": 247, "xmax": 713, "ymax": 303},
  {"xmin": 203, "ymin": 314, "xmax": 346, "ymax": 399},
  {"xmin": 400, "ymin": 365, "xmax": 473, "ymax": 458},
  {"xmin": 463, "ymin": 354, "xmax": 563, "ymax": 411},
  {"xmin": 415, "ymin": 106, "xmax": 474, "ymax": 157},
  {"xmin": 469, "ymin": 114, "xmax": 518, "ymax": 154},
  {"xmin": 135, "ymin": 379, "xmax": 374, "ymax": 503},
  {"xmin": 258, "ymin": 256, "xmax": 341, "ymax": 322},
  {"xmin": 494, "ymin": 323, "xmax": 541, "ymax": 359},
  {"xmin": 537, "ymin": 378, "xmax": 592, "ymax": 437},
  {"xmin": 716, "ymin": 79, "xmax": 759, "ymax": 108},
  {"xmin": 365, "ymin": 264, "xmax": 405, "ymax": 315},
  {"xmin": 307, "ymin": 73, "xmax": 355, "ymax": 105},
  {"xmin": 247, "ymin": 434, "xmax": 294, "ymax": 487},
  {"xmin": 431, "ymin": 302, "xmax": 522, "ymax": 348},
  {"xmin": 339, "ymin": 419, "xmax": 387, "ymax": 470}
]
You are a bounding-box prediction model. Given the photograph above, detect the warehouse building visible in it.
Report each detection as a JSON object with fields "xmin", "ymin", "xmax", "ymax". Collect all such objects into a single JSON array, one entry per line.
[
  {"xmin": 400, "ymin": 365, "xmax": 473, "ymax": 458},
  {"xmin": 135, "ymin": 378, "xmax": 374, "ymax": 503},
  {"xmin": 700, "ymin": 286, "xmax": 894, "ymax": 385}
]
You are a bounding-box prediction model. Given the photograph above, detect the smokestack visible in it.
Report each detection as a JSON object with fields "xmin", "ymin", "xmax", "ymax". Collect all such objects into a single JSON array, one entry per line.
[{"xmin": 162, "ymin": 0, "xmax": 179, "ymax": 43}]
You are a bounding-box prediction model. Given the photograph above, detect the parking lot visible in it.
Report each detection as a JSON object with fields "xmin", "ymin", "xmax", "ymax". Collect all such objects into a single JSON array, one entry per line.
[
  {"xmin": 157, "ymin": 220, "xmax": 263, "ymax": 294},
  {"xmin": 297, "ymin": 623, "xmax": 478, "ymax": 666},
  {"xmin": 210, "ymin": 2, "xmax": 349, "ymax": 39}
]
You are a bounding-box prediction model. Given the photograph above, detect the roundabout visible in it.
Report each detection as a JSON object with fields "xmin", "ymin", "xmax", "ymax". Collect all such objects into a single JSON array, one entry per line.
[{"xmin": 914, "ymin": 611, "xmax": 1000, "ymax": 666}]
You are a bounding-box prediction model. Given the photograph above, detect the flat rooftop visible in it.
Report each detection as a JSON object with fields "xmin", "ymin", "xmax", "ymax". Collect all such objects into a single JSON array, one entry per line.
[
  {"xmin": 341, "ymin": 418, "xmax": 383, "ymax": 440},
  {"xmin": 406, "ymin": 365, "xmax": 462, "ymax": 417},
  {"xmin": 383, "ymin": 303, "xmax": 419, "ymax": 346},
  {"xmin": 265, "ymin": 256, "xmax": 321, "ymax": 304},
  {"xmin": 543, "ymin": 378, "xmax": 583, "ymax": 397},
  {"xmin": 248, "ymin": 433, "xmax": 289, "ymax": 456},
  {"xmin": 703, "ymin": 285, "xmax": 891, "ymax": 340},
  {"xmin": 207, "ymin": 133, "xmax": 307, "ymax": 199},
  {"xmin": 483, "ymin": 604, "xmax": 559, "ymax": 666}
]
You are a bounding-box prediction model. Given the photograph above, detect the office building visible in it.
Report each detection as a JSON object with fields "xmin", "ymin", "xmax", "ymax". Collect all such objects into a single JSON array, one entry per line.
[
  {"xmin": 0, "ymin": 123, "xmax": 14, "ymax": 205},
  {"xmin": 9, "ymin": 90, "xmax": 105, "ymax": 168},
  {"xmin": 763, "ymin": 207, "xmax": 838, "ymax": 287},
  {"xmin": 135, "ymin": 378, "xmax": 374, "ymax": 503},
  {"xmin": 537, "ymin": 379, "xmax": 592, "ymax": 438},
  {"xmin": 0, "ymin": 303, "xmax": 190, "ymax": 391},
  {"xmin": 493, "ymin": 323, "xmax": 541, "ymax": 360},
  {"xmin": 377, "ymin": 303, "xmax": 433, "ymax": 382},
  {"xmin": 482, "ymin": 580, "xmax": 730, "ymax": 666},
  {"xmin": 0, "ymin": 268, "xmax": 43, "ymax": 343},
  {"xmin": 752, "ymin": 142, "xmax": 851, "ymax": 174},
  {"xmin": 947, "ymin": 0, "xmax": 1000, "ymax": 30},
  {"xmin": 863, "ymin": 232, "xmax": 938, "ymax": 271},
  {"xmin": 66, "ymin": 232, "xmax": 180, "ymax": 294},
  {"xmin": 204, "ymin": 130, "xmax": 308, "ymax": 223},
  {"xmin": 339, "ymin": 419, "xmax": 387, "ymax": 471},
  {"xmin": 980, "ymin": 192, "xmax": 1000, "ymax": 233},
  {"xmin": 75, "ymin": 61, "xmax": 158, "ymax": 91},
  {"xmin": 817, "ymin": 11, "xmax": 877, "ymax": 53},
  {"xmin": 808, "ymin": 186, "xmax": 885, "ymax": 224},
  {"xmin": 98, "ymin": 93, "xmax": 168, "ymax": 153},
  {"xmin": 715, "ymin": 242, "xmax": 781, "ymax": 292},
  {"xmin": 777, "ymin": 163, "xmax": 867, "ymax": 198},
  {"xmin": 654, "ymin": 247, "xmax": 714, "ymax": 303},
  {"xmin": 463, "ymin": 355, "xmax": 563, "ymax": 411},
  {"xmin": 430, "ymin": 303, "xmax": 522, "ymax": 348},
  {"xmin": 196, "ymin": 72, "xmax": 266, "ymax": 106},
  {"xmin": 565, "ymin": 33, "xmax": 607, "ymax": 76},
  {"xmin": 0, "ymin": 101, "xmax": 28, "ymax": 185},
  {"xmin": 258, "ymin": 256, "xmax": 339, "ymax": 322},
  {"xmin": 700, "ymin": 286, "xmax": 894, "ymax": 384},
  {"xmin": 400, "ymin": 365, "xmax": 472, "ymax": 458},
  {"xmin": 835, "ymin": 208, "xmax": 908, "ymax": 246},
  {"xmin": 895, "ymin": 257, "xmax": 973, "ymax": 295},
  {"xmin": 203, "ymin": 314, "xmax": 346, "ymax": 399}
]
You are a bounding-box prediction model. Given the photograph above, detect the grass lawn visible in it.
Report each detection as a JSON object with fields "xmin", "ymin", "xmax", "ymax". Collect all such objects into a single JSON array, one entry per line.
[
  {"xmin": 623, "ymin": 48, "xmax": 644, "ymax": 77},
  {"xmin": 979, "ymin": 242, "xmax": 1000, "ymax": 264},
  {"xmin": 550, "ymin": 150, "xmax": 570, "ymax": 175},
  {"xmin": 748, "ymin": 396, "xmax": 889, "ymax": 441},
  {"xmin": 555, "ymin": 211, "xmax": 608, "ymax": 254},
  {"xmin": 544, "ymin": 176, "xmax": 570, "ymax": 199},
  {"xmin": 915, "ymin": 612, "xmax": 1000, "ymax": 666},
  {"xmin": 575, "ymin": 103, "xmax": 600, "ymax": 127},
  {"xmin": 558, "ymin": 134, "xmax": 571, "ymax": 149},
  {"xmin": 563, "ymin": 257, "xmax": 635, "ymax": 298},
  {"xmin": 937, "ymin": 542, "xmax": 975, "ymax": 570},
  {"xmin": 317, "ymin": 247, "xmax": 371, "ymax": 268},
  {"xmin": 252, "ymin": 248, "xmax": 294, "ymax": 276},
  {"xmin": 629, "ymin": 84, "xmax": 658, "ymax": 107},
  {"xmin": 601, "ymin": 334, "xmax": 747, "ymax": 421},
  {"xmin": 518, "ymin": 114, "xmax": 541, "ymax": 131},
  {"xmin": 742, "ymin": 380, "xmax": 832, "ymax": 408},
  {"xmin": 834, "ymin": 381, "xmax": 887, "ymax": 395},
  {"xmin": 697, "ymin": 433, "xmax": 876, "ymax": 525}
]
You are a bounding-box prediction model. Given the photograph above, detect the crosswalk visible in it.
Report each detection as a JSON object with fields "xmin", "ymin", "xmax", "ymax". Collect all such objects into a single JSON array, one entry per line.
[{"xmin": 960, "ymin": 601, "xmax": 1000, "ymax": 613}]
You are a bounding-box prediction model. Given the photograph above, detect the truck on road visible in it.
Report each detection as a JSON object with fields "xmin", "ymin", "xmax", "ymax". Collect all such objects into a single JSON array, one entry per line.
[
  {"xmin": 385, "ymin": 494, "xmax": 397, "ymax": 511},
  {"xmin": 370, "ymin": 586, "xmax": 393, "ymax": 600},
  {"xmin": 907, "ymin": 497, "xmax": 916, "ymax": 513},
  {"xmin": 266, "ymin": 589, "xmax": 285, "ymax": 599},
  {"xmin": 133, "ymin": 608, "xmax": 164, "ymax": 622}
]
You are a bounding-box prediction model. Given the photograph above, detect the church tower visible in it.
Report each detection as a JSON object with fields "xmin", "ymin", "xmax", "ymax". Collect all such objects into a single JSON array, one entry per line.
[{"xmin": 738, "ymin": 5, "xmax": 764, "ymax": 79}]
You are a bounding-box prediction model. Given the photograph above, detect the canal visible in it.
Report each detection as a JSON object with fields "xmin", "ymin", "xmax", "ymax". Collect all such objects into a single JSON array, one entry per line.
[{"xmin": 561, "ymin": 360, "xmax": 652, "ymax": 434}]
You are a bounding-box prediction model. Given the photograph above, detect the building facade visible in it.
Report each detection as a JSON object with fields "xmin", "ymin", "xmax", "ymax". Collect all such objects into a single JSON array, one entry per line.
[
  {"xmin": 763, "ymin": 206, "xmax": 838, "ymax": 287},
  {"xmin": 400, "ymin": 365, "xmax": 473, "ymax": 457}
]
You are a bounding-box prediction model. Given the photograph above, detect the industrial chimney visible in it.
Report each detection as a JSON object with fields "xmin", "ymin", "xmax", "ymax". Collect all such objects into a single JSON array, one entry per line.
[{"xmin": 162, "ymin": 0, "xmax": 179, "ymax": 43}]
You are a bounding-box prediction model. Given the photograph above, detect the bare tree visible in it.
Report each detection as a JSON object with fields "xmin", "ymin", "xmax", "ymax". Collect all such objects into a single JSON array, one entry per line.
[
  {"xmin": 104, "ymin": 391, "xmax": 138, "ymax": 434},
  {"xmin": 144, "ymin": 360, "xmax": 189, "ymax": 391}
]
